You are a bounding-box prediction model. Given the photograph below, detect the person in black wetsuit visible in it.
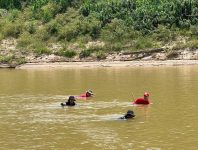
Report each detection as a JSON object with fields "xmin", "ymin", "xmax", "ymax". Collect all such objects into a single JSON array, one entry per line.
[
  {"xmin": 120, "ymin": 110, "xmax": 135, "ymax": 119},
  {"xmin": 61, "ymin": 96, "xmax": 76, "ymax": 107}
]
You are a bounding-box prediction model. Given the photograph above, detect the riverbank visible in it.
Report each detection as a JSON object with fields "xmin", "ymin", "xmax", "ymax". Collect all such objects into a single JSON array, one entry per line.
[
  {"xmin": 1, "ymin": 45, "xmax": 198, "ymax": 69},
  {"xmin": 14, "ymin": 60, "xmax": 198, "ymax": 69}
]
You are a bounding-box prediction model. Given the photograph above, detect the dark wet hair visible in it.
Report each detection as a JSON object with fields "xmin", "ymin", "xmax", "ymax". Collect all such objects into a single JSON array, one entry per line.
[
  {"xmin": 125, "ymin": 110, "xmax": 135, "ymax": 119},
  {"xmin": 127, "ymin": 110, "xmax": 134, "ymax": 115},
  {"xmin": 68, "ymin": 96, "xmax": 76, "ymax": 101}
]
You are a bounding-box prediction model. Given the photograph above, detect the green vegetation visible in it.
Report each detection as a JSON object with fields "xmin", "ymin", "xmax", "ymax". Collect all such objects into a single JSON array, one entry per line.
[
  {"xmin": 0, "ymin": 0, "xmax": 198, "ymax": 62},
  {"xmin": 0, "ymin": 55, "xmax": 15, "ymax": 63},
  {"xmin": 0, "ymin": 55, "xmax": 26, "ymax": 65},
  {"xmin": 56, "ymin": 49, "xmax": 76, "ymax": 58},
  {"xmin": 96, "ymin": 51, "xmax": 106, "ymax": 60},
  {"xmin": 80, "ymin": 49, "xmax": 93, "ymax": 58}
]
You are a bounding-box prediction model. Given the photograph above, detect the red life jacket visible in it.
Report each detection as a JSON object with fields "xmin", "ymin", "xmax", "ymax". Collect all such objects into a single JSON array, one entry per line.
[
  {"xmin": 79, "ymin": 93, "xmax": 87, "ymax": 97},
  {"xmin": 133, "ymin": 97, "xmax": 150, "ymax": 105}
]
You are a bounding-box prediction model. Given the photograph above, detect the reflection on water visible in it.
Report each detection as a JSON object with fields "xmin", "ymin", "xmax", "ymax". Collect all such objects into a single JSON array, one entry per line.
[{"xmin": 0, "ymin": 66, "xmax": 198, "ymax": 149}]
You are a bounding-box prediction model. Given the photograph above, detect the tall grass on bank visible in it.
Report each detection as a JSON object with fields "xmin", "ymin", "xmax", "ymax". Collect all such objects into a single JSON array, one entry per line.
[
  {"xmin": 0, "ymin": 55, "xmax": 26, "ymax": 64},
  {"xmin": 56, "ymin": 49, "xmax": 76, "ymax": 58}
]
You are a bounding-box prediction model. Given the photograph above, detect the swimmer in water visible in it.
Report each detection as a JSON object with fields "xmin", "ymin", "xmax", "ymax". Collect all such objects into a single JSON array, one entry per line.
[{"xmin": 120, "ymin": 110, "xmax": 135, "ymax": 120}]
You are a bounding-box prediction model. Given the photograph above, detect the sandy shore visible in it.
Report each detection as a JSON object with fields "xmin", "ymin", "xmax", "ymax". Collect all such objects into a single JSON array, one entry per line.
[{"xmin": 14, "ymin": 60, "xmax": 198, "ymax": 69}]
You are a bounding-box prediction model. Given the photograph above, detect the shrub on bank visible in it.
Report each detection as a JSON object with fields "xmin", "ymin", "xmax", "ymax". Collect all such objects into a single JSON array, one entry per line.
[
  {"xmin": 40, "ymin": 2, "xmax": 60, "ymax": 23},
  {"xmin": 7, "ymin": 9, "xmax": 20, "ymax": 22},
  {"xmin": 17, "ymin": 32, "xmax": 34, "ymax": 49},
  {"xmin": 0, "ymin": 33, "xmax": 3, "ymax": 41},
  {"xmin": 46, "ymin": 20, "xmax": 61, "ymax": 36},
  {"xmin": 58, "ymin": 22, "xmax": 80, "ymax": 41},
  {"xmin": 0, "ymin": 55, "xmax": 26, "ymax": 65},
  {"xmin": 151, "ymin": 25, "xmax": 177, "ymax": 43},
  {"xmin": 100, "ymin": 19, "xmax": 129, "ymax": 42},
  {"xmin": 17, "ymin": 32, "xmax": 50, "ymax": 55},
  {"xmin": 75, "ymin": 35, "xmax": 92, "ymax": 45},
  {"xmin": 190, "ymin": 25, "xmax": 198, "ymax": 37},
  {"xmin": 79, "ymin": 49, "xmax": 93, "ymax": 58},
  {"xmin": 15, "ymin": 57, "xmax": 26, "ymax": 65},
  {"xmin": 32, "ymin": 42, "xmax": 50, "ymax": 55},
  {"xmin": 78, "ymin": 16, "xmax": 101, "ymax": 39},
  {"xmin": 108, "ymin": 42, "xmax": 123, "ymax": 52},
  {"xmin": 2, "ymin": 20, "xmax": 23, "ymax": 38},
  {"xmin": 172, "ymin": 42, "xmax": 187, "ymax": 50},
  {"xmin": 96, "ymin": 51, "xmax": 106, "ymax": 60},
  {"xmin": 24, "ymin": 21, "xmax": 37, "ymax": 34},
  {"xmin": 187, "ymin": 39, "xmax": 198, "ymax": 49},
  {"xmin": 34, "ymin": 27, "xmax": 50, "ymax": 41},
  {"xmin": 56, "ymin": 49, "xmax": 76, "ymax": 58},
  {"xmin": 134, "ymin": 37, "xmax": 155, "ymax": 50},
  {"xmin": 0, "ymin": 55, "xmax": 14, "ymax": 63}
]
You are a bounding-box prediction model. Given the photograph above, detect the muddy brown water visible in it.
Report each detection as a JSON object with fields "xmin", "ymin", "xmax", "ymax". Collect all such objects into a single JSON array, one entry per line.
[{"xmin": 0, "ymin": 66, "xmax": 197, "ymax": 150}]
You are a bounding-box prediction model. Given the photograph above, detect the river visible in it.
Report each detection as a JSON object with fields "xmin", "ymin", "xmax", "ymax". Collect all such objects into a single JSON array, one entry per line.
[{"xmin": 0, "ymin": 66, "xmax": 197, "ymax": 150}]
